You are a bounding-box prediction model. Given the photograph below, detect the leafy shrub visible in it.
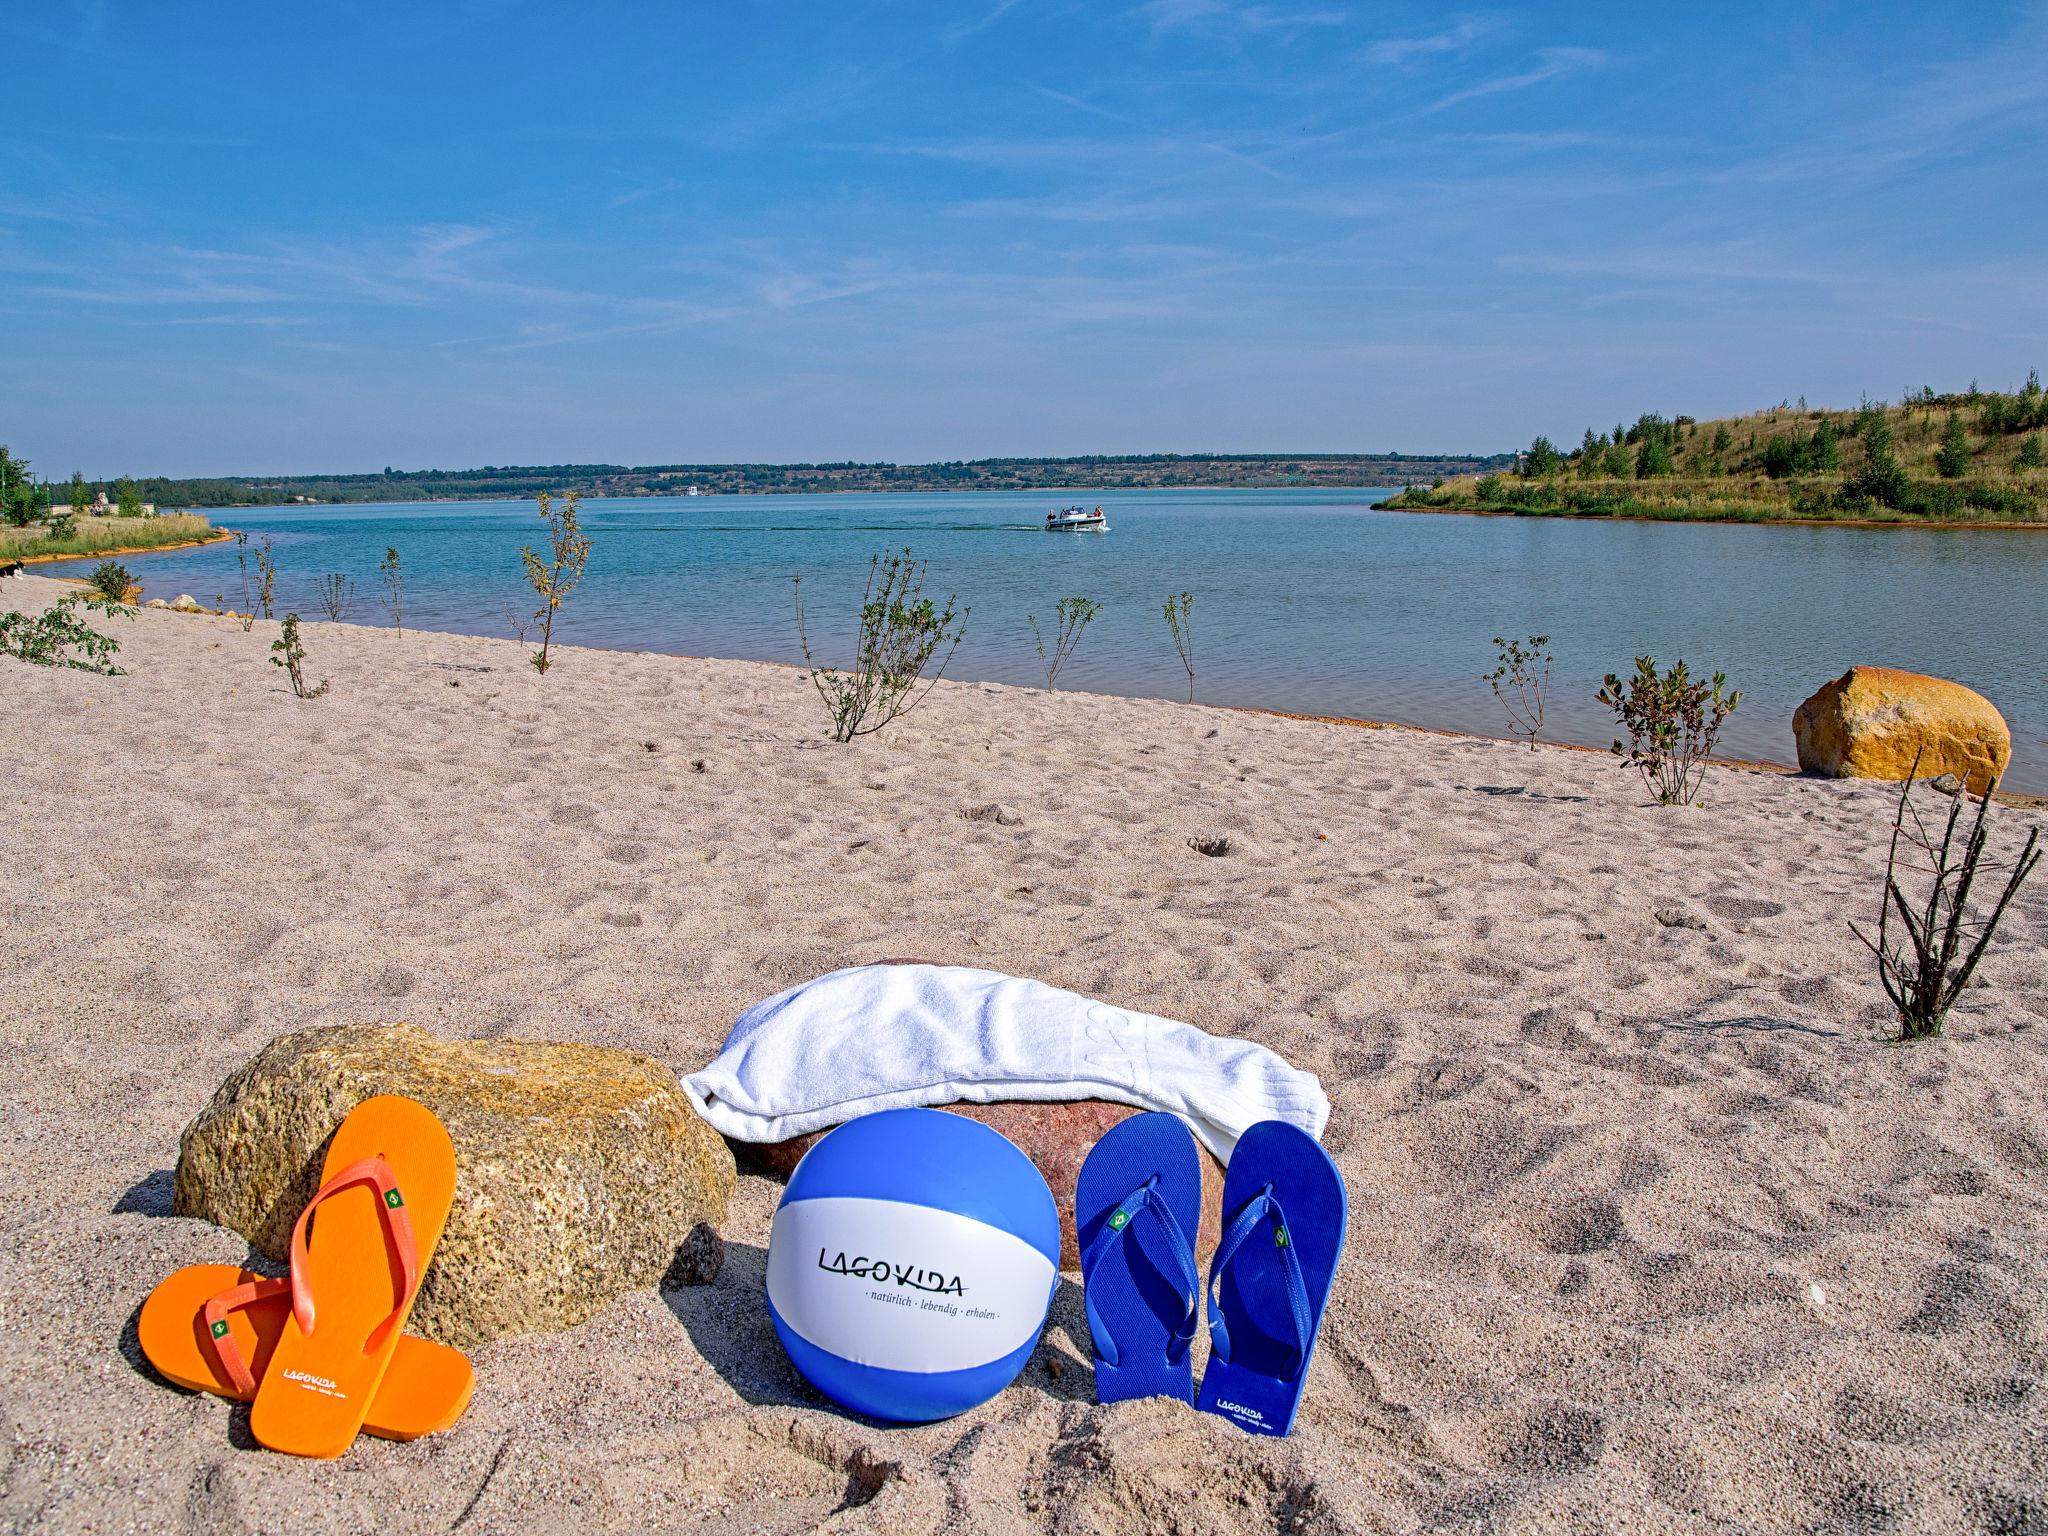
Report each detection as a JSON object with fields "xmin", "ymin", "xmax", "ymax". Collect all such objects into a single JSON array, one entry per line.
[
  {"xmin": 2017, "ymin": 433, "xmax": 2044, "ymax": 469},
  {"xmin": 1965, "ymin": 483, "xmax": 2031, "ymax": 515},
  {"xmin": 88, "ymin": 560, "xmax": 133, "ymax": 603},
  {"xmin": 792, "ymin": 549, "xmax": 967, "ymax": 741},
  {"xmin": 1912, "ymin": 483, "xmax": 1965, "ymax": 518},
  {"xmin": 0, "ymin": 592, "xmax": 131, "ymax": 673},
  {"xmin": 522, "ymin": 492, "xmax": 590, "ymax": 674},
  {"xmin": 269, "ymin": 612, "xmax": 328, "ymax": 698},
  {"xmin": 1595, "ymin": 656, "xmax": 1741, "ymax": 805},
  {"xmin": 1483, "ymin": 634, "xmax": 1552, "ymax": 749},
  {"xmin": 1027, "ymin": 595, "xmax": 1100, "ymax": 691},
  {"xmin": 44, "ymin": 513, "xmax": 77, "ymax": 541},
  {"xmin": 1475, "ymin": 474, "xmax": 1503, "ymax": 500},
  {"xmin": 1852, "ymin": 758, "xmax": 2041, "ymax": 1039}
]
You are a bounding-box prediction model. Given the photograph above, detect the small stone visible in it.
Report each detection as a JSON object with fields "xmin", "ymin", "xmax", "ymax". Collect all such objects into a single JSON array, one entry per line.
[
  {"xmin": 662, "ymin": 1222, "xmax": 726, "ymax": 1288},
  {"xmin": 1654, "ymin": 908, "xmax": 1709, "ymax": 931},
  {"xmin": 1929, "ymin": 773, "xmax": 1964, "ymax": 796},
  {"xmin": 169, "ymin": 594, "xmax": 204, "ymax": 612},
  {"xmin": 145, "ymin": 598, "xmax": 170, "ymax": 610},
  {"xmin": 961, "ymin": 802, "xmax": 1024, "ymax": 826}
]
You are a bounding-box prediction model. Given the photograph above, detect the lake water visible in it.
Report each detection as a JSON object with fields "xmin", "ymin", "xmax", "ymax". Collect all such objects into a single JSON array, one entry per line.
[{"xmin": 58, "ymin": 489, "xmax": 2048, "ymax": 790}]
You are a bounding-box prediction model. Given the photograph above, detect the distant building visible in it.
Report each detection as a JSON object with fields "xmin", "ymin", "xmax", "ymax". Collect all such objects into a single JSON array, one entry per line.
[{"xmin": 80, "ymin": 489, "xmax": 158, "ymax": 517}]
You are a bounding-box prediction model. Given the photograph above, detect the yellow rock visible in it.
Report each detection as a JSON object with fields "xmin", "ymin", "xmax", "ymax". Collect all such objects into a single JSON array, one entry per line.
[
  {"xmin": 174, "ymin": 1022, "xmax": 735, "ymax": 1347},
  {"xmin": 1793, "ymin": 667, "xmax": 2012, "ymax": 794}
]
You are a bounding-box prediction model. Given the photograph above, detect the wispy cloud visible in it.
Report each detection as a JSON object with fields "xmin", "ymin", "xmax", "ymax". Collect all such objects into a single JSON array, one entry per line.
[
  {"xmin": 1136, "ymin": 0, "xmax": 1347, "ymax": 41},
  {"xmin": 1411, "ymin": 46, "xmax": 1605, "ymax": 116},
  {"xmin": 942, "ymin": 0, "xmax": 1027, "ymax": 47},
  {"xmin": 1362, "ymin": 18, "xmax": 1494, "ymax": 67}
]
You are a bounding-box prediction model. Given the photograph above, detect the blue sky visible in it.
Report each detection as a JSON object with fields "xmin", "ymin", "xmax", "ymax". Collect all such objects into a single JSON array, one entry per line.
[{"xmin": 4, "ymin": 1, "xmax": 2046, "ymax": 477}]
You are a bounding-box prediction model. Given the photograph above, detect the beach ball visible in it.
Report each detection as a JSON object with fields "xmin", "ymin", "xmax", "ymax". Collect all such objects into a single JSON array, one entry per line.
[{"xmin": 765, "ymin": 1107, "xmax": 1060, "ymax": 1422}]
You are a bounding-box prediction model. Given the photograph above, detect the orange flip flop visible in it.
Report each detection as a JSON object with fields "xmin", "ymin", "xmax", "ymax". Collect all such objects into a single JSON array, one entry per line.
[
  {"xmin": 248, "ymin": 1095, "xmax": 459, "ymax": 1458},
  {"xmin": 139, "ymin": 1263, "xmax": 473, "ymax": 1440}
]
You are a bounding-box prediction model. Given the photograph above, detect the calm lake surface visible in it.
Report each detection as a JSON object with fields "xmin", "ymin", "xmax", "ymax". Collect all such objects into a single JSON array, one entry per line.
[{"xmin": 66, "ymin": 489, "xmax": 2048, "ymax": 790}]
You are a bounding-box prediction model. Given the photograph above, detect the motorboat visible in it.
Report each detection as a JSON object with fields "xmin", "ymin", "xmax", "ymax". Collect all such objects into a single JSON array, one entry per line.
[{"xmin": 1045, "ymin": 504, "xmax": 1107, "ymax": 531}]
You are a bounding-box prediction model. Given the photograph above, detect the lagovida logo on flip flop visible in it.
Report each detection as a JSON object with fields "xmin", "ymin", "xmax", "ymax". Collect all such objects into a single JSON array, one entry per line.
[
  {"xmin": 283, "ymin": 1368, "xmax": 347, "ymax": 1399},
  {"xmin": 817, "ymin": 1247, "xmax": 967, "ymax": 1297}
]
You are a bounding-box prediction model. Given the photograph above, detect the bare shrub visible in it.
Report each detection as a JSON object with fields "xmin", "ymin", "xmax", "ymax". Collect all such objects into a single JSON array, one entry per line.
[
  {"xmin": 1851, "ymin": 755, "xmax": 2041, "ymax": 1040},
  {"xmin": 792, "ymin": 548, "xmax": 967, "ymax": 742},
  {"xmin": 1027, "ymin": 596, "xmax": 1100, "ymax": 691},
  {"xmin": 314, "ymin": 572, "xmax": 356, "ymax": 621},
  {"xmin": 1483, "ymin": 633, "xmax": 1552, "ymax": 749},
  {"xmin": 379, "ymin": 547, "xmax": 404, "ymax": 633},
  {"xmin": 1163, "ymin": 590, "xmax": 1195, "ymax": 702},
  {"xmin": 1596, "ymin": 656, "xmax": 1740, "ymax": 805}
]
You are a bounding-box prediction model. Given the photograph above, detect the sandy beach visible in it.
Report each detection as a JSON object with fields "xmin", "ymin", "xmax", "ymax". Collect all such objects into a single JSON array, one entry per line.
[{"xmin": 3, "ymin": 568, "xmax": 2044, "ymax": 1535}]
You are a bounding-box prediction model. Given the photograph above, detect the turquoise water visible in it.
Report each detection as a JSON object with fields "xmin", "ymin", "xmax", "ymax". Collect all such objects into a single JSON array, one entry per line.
[{"xmin": 59, "ymin": 489, "xmax": 2048, "ymax": 790}]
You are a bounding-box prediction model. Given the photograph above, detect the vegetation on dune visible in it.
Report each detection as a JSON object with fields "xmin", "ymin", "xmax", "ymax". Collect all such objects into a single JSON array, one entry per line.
[
  {"xmin": 522, "ymin": 491, "xmax": 590, "ymax": 675},
  {"xmin": 270, "ymin": 612, "xmax": 328, "ymax": 699},
  {"xmin": 1598, "ymin": 657, "xmax": 1742, "ymax": 806},
  {"xmin": 1383, "ymin": 375, "xmax": 2048, "ymax": 524}
]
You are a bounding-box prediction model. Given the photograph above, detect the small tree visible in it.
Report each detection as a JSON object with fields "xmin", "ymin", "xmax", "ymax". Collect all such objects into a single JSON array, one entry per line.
[
  {"xmin": 68, "ymin": 472, "xmax": 91, "ymax": 519},
  {"xmin": 270, "ymin": 613, "xmax": 328, "ymax": 698},
  {"xmin": 1522, "ymin": 436, "xmax": 1564, "ymax": 477},
  {"xmin": 1809, "ymin": 416, "xmax": 1841, "ymax": 471},
  {"xmin": 1163, "ymin": 591, "xmax": 1195, "ymax": 703},
  {"xmin": 231, "ymin": 530, "xmax": 258, "ymax": 631},
  {"xmin": 0, "ymin": 445, "xmax": 36, "ymax": 527},
  {"xmin": 792, "ymin": 549, "xmax": 967, "ymax": 742},
  {"xmin": 116, "ymin": 476, "xmax": 144, "ymax": 517},
  {"xmin": 521, "ymin": 493, "xmax": 590, "ymax": 674},
  {"xmin": 1635, "ymin": 435, "xmax": 1674, "ymax": 478},
  {"xmin": 378, "ymin": 546, "xmax": 405, "ymax": 633},
  {"xmin": 1936, "ymin": 411, "xmax": 1970, "ymax": 479},
  {"xmin": 1851, "ymin": 756, "xmax": 2040, "ymax": 1040},
  {"xmin": 1027, "ymin": 596, "xmax": 1101, "ymax": 691},
  {"xmin": 1596, "ymin": 657, "xmax": 1741, "ymax": 806},
  {"xmin": 1483, "ymin": 634, "xmax": 1552, "ymax": 749},
  {"xmin": 2018, "ymin": 434, "xmax": 2045, "ymax": 469},
  {"xmin": 314, "ymin": 572, "xmax": 356, "ymax": 622}
]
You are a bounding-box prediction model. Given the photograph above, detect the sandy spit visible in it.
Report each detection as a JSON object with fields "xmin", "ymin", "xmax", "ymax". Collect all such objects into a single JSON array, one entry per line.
[{"xmin": 2, "ymin": 571, "xmax": 2044, "ymax": 1536}]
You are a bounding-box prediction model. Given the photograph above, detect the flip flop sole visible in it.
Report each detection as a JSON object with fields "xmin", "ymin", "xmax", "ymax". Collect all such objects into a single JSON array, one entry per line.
[
  {"xmin": 1197, "ymin": 1120, "xmax": 1346, "ymax": 1437},
  {"xmin": 1076, "ymin": 1112, "xmax": 1203, "ymax": 1405},
  {"xmin": 250, "ymin": 1095, "xmax": 459, "ymax": 1458},
  {"xmin": 139, "ymin": 1263, "xmax": 473, "ymax": 1440}
]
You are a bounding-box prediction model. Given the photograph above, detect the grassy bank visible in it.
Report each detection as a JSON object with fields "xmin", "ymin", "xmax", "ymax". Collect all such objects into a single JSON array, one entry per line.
[
  {"xmin": 3, "ymin": 514, "xmax": 228, "ymax": 562},
  {"xmin": 1379, "ymin": 383, "xmax": 2048, "ymax": 525}
]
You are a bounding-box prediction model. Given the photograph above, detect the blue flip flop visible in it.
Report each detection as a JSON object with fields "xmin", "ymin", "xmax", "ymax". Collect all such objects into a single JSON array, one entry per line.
[
  {"xmin": 1196, "ymin": 1119, "xmax": 1347, "ymax": 1437},
  {"xmin": 1076, "ymin": 1111, "xmax": 1203, "ymax": 1405}
]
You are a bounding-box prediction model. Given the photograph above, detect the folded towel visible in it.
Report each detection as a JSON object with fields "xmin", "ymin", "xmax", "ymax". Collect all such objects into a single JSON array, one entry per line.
[{"xmin": 682, "ymin": 963, "xmax": 1329, "ymax": 1162}]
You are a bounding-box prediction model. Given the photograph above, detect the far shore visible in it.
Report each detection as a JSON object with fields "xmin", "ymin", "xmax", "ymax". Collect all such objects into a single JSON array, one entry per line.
[{"xmin": 1369, "ymin": 498, "xmax": 2048, "ymax": 532}]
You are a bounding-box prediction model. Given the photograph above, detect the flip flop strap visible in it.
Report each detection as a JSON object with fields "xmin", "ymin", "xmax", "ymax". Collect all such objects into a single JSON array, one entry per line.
[
  {"xmin": 199, "ymin": 1275, "xmax": 291, "ymax": 1396},
  {"xmin": 1083, "ymin": 1180, "xmax": 1201, "ymax": 1368},
  {"xmin": 1206, "ymin": 1187, "xmax": 1314, "ymax": 1379},
  {"xmin": 287, "ymin": 1153, "xmax": 420, "ymax": 1348}
]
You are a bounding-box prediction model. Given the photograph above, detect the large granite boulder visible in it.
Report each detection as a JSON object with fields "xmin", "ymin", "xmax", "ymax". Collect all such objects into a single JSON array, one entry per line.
[
  {"xmin": 735, "ymin": 1100, "xmax": 1224, "ymax": 1270},
  {"xmin": 1793, "ymin": 667, "xmax": 2012, "ymax": 794},
  {"xmin": 174, "ymin": 1022, "xmax": 735, "ymax": 1348}
]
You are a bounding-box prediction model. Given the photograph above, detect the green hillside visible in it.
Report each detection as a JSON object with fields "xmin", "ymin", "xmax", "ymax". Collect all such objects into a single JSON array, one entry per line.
[{"xmin": 1381, "ymin": 375, "xmax": 2048, "ymax": 524}]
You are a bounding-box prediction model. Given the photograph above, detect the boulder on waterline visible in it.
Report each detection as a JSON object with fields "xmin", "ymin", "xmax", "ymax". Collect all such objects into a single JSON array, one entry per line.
[
  {"xmin": 173, "ymin": 1021, "xmax": 735, "ymax": 1347},
  {"xmin": 1793, "ymin": 667, "xmax": 2012, "ymax": 795},
  {"xmin": 735, "ymin": 1099, "xmax": 1224, "ymax": 1270},
  {"xmin": 168, "ymin": 594, "xmax": 204, "ymax": 612}
]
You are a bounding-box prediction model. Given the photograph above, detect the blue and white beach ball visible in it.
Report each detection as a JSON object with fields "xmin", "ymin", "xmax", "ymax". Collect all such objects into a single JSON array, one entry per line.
[{"xmin": 765, "ymin": 1107, "xmax": 1060, "ymax": 1422}]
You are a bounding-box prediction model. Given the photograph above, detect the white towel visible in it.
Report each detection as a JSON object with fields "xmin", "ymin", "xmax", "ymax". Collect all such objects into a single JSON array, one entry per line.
[{"xmin": 682, "ymin": 963, "xmax": 1329, "ymax": 1162}]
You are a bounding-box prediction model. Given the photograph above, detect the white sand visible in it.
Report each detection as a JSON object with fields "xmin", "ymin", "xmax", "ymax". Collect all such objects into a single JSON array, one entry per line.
[{"xmin": 2, "ymin": 569, "xmax": 2045, "ymax": 1534}]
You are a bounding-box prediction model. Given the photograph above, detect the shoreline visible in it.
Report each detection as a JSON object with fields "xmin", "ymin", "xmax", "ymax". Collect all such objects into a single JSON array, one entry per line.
[
  {"xmin": 7, "ymin": 527, "xmax": 236, "ymax": 565},
  {"xmin": 1368, "ymin": 499, "xmax": 2048, "ymax": 532}
]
